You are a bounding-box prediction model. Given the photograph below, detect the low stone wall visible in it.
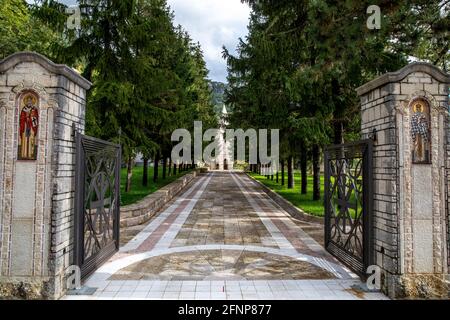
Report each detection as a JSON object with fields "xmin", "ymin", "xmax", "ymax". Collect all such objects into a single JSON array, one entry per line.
[{"xmin": 120, "ymin": 170, "xmax": 199, "ymax": 228}]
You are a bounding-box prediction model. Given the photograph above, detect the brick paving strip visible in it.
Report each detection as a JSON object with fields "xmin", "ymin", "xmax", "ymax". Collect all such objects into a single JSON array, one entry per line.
[
  {"xmin": 120, "ymin": 173, "xmax": 212, "ymax": 252},
  {"xmin": 133, "ymin": 174, "xmax": 213, "ymax": 252},
  {"xmin": 170, "ymin": 171, "xmax": 277, "ymax": 248},
  {"xmin": 229, "ymin": 172, "xmax": 297, "ymax": 252},
  {"xmin": 232, "ymin": 173, "xmax": 337, "ymax": 259},
  {"xmin": 65, "ymin": 171, "xmax": 388, "ymax": 300},
  {"xmin": 230, "ymin": 172, "xmax": 350, "ymax": 278}
]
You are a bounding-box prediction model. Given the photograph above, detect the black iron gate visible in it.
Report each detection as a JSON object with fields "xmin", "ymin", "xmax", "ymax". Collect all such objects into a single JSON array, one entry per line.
[
  {"xmin": 324, "ymin": 139, "xmax": 373, "ymax": 277},
  {"xmin": 75, "ymin": 133, "xmax": 121, "ymax": 279}
]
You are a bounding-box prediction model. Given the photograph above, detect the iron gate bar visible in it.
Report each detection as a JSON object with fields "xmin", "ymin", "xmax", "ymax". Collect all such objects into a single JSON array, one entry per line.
[
  {"xmin": 74, "ymin": 132, "xmax": 121, "ymax": 279},
  {"xmin": 324, "ymin": 139, "xmax": 373, "ymax": 278}
]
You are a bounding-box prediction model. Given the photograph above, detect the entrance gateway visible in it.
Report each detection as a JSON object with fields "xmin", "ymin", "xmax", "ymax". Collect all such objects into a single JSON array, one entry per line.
[{"xmin": 0, "ymin": 53, "xmax": 448, "ymax": 299}]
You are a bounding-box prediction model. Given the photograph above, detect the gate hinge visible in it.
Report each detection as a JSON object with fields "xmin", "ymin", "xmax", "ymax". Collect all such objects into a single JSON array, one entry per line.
[
  {"xmin": 369, "ymin": 128, "xmax": 377, "ymax": 142},
  {"xmin": 72, "ymin": 122, "xmax": 81, "ymax": 138}
]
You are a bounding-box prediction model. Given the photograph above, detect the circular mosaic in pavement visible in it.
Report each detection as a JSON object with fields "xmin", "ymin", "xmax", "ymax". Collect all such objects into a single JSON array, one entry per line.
[{"xmin": 109, "ymin": 250, "xmax": 336, "ymax": 281}]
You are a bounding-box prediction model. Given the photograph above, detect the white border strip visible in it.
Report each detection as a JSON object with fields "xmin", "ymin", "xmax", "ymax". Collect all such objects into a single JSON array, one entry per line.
[
  {"xmin": 237, "ymin": 173, "xmax": 325, "ymax": 253},
  {"xmin": 86, "ymin": 244, "xmax": 353, "ymax": 283},
  {"xmin": 154, "ymin": 173, "xmax": 213, "ymax": 249},
  {"xmin": 230, "ymin": 172, "xmax": 296, "ymax": 252},
  {"xmin": 121, "ymin": 174, "xmax": 210, "ymax": 252}
]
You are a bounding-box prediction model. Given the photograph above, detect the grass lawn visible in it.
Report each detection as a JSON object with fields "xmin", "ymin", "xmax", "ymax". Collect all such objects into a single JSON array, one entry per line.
[
  {"xmin": 248, "ymin": 170, "xmax": 325, "ymax": 217},
  {"xmin": 120, "ymin": 166, "xmax": 192, "ymax": 206}
]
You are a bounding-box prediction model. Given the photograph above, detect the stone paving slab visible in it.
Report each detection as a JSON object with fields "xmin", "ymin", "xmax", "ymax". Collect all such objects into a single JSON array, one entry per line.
[
  {"xmin": 109, "ymin": 249, "xmax": 335, "ymax": 281},
  {"xmin": 64, "ymin": 171, "xmax": 388, "ymax": 300},
  {"xmin": 64, "ymin": 279, "xmax": 389, "ymax": 300},
  {"xmin": 171, "ymin": 172, "xmax": 276, "ymax": 248}
]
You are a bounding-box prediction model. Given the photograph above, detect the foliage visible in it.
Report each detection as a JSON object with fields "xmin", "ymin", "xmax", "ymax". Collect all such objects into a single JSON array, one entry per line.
[
  {"xmin": 0, "ymin": 0, "xmax": 62, "ymax": 59},
  {"xmin": 25, "ymin": 0, "xmax": 216, "ymax": 192},
  {"xmin": 249, "ymin": 171, "xmax": 325, "ymax": 217},
  {"xmin": 225, "ymin": 0, "xmax": 448, "ymax": 151},
  {"xmin": 120, "ymin": 165, "xmax": 192, "ymax": 206}
]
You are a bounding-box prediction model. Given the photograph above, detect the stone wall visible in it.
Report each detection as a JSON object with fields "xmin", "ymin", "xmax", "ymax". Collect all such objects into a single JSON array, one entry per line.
[
  {"xmin": 356, "ymin": 62, "xmax": 449, "ymax": 298},
  {"xmin": 0, "ymin": 52, "xmax": 91, "ymax": 299},
  {"xmin": 121, "ymin": 171, "xmax": 198, "ymax": 228}
]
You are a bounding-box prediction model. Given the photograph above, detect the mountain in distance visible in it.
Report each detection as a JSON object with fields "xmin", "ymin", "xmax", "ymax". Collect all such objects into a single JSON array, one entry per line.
[{"xmin": 209, "ymin": 81, "xmax": 228, "ymax": 114}]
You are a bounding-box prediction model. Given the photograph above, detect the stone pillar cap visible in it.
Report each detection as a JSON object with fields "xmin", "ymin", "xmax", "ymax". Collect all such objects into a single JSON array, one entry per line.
[
  {"xmin": 356, "ymin": 62, "xmax": 449, "ymax": 96},
  {"xmin": 0, "ymin": 51, "xmax": 92, "ymax": 90}
]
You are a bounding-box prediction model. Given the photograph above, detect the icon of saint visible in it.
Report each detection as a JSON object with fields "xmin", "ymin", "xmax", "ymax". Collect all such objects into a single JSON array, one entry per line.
[
  {"xmin": 18, "ymin": 94, "xmax": 39, "ymax": 160},
  {"xmin": 410, "ymin": 99, "xmax": 430, "ymax": 163}
]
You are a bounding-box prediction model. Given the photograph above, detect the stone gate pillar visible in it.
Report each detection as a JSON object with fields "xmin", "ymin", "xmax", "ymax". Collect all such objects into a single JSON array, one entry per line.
[
  {"xmin": 0, "ymin": 52, "xmax": 91, "ymax": 299},
  {"xmin": 356, "ymin": 63, "xmax": 449, "ymax": 298}
]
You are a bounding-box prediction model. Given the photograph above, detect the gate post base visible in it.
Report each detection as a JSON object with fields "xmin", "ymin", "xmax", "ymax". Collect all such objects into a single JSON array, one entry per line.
[
  {"xmin": 0, "ymin": 277, "xmax": 58, "ymax": 300},
  {"xmin": 384, "ymin": 273, "xmax": 449, "ymax": 299}
]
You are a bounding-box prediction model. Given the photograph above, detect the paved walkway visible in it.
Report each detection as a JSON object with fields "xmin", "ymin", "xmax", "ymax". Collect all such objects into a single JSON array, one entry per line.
[{"xmin": 65, "ymin": 172, "xmax": 387, "ymax": 300}]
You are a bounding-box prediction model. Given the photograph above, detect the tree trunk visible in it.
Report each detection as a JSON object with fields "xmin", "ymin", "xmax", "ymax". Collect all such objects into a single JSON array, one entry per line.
[
  {"xmin": 142, "ymin": 157, "xmax": 148, "ymax": 187},
  {"xmin": 276, "ymin": 170, "xmax": 279, "ymax": 183},
  {"xmin": 312, "ymin": 144, "xmax": 321, "ymax": 201},
  {"xmin": 125, "ymin": 156, "xmax": 133, "ymax": 192},
  {"xmin": 153, "ymin": 152, "xmax": 159, "ymax": 182},
  {"xmin": 300, "ymin": 145, "xmax": 307, "ymax": 194},
  {"xmin": 287, "ymin": 156, "xmax": 294, "ymax": 189},
  {"xmin": 162, "ymin": 156, "xmax": 167, "ymax": 179},
  {"xmin": 173, "ymin": 163, "xmax": 177, "ymax": 175},
  {"xmin": 334, "ymin": 121, "xmax": 346, "ymax": 207},
  {"xmin": 334, "ymin": 121, "xmax": 344, "ymax": 144},
  {"xmin": 168, "ymin": 158, "xmax": 172, "ymax": 176},
  {"xmin": 281, "ymin": 159, "xmax": 285, "ymax": 186}
]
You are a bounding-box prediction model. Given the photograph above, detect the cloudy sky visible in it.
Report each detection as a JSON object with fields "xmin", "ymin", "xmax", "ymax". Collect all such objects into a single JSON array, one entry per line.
[
  {"xmin": 167, "ymin": 0, "xmax": 251, "ymax": 83},
  {"xmin": 29, "ymin": 0, "xmax": 251, "ymax": 83}
]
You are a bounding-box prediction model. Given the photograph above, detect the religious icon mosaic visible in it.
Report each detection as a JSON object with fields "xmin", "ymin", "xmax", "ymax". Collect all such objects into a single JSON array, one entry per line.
[
  {"xmin": 17, "ymin": 91, "xmax": 39, "ymax": 160},
  {"xmin": 410, "ymin": 97, "xmax": 431, "ymax": 164}
]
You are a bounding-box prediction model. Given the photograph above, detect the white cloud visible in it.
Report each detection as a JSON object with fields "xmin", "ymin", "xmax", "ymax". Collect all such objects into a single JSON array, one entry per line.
[
  {"xmin": 29, "ymin": 0, "xmax": 250, "ymax": 83},
  {"xmin": 168, "ymin": 0, "xmax": 250, "ymax": 83}
]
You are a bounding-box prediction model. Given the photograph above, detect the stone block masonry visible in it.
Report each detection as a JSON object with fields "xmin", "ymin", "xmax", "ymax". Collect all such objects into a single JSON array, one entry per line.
[
  {"xmin": 0, "ymin": 52, "xmax": 91, "ymax": 299},
  {"xmin": 356, "ymin": 62, "xmax": 449, "ymax": 298}
]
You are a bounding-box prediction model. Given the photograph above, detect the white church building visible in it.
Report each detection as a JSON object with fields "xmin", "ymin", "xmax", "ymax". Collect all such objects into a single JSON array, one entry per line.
[{"xmin": 209, "ymin": 105, "xmax": 234, "ymax": 170}]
